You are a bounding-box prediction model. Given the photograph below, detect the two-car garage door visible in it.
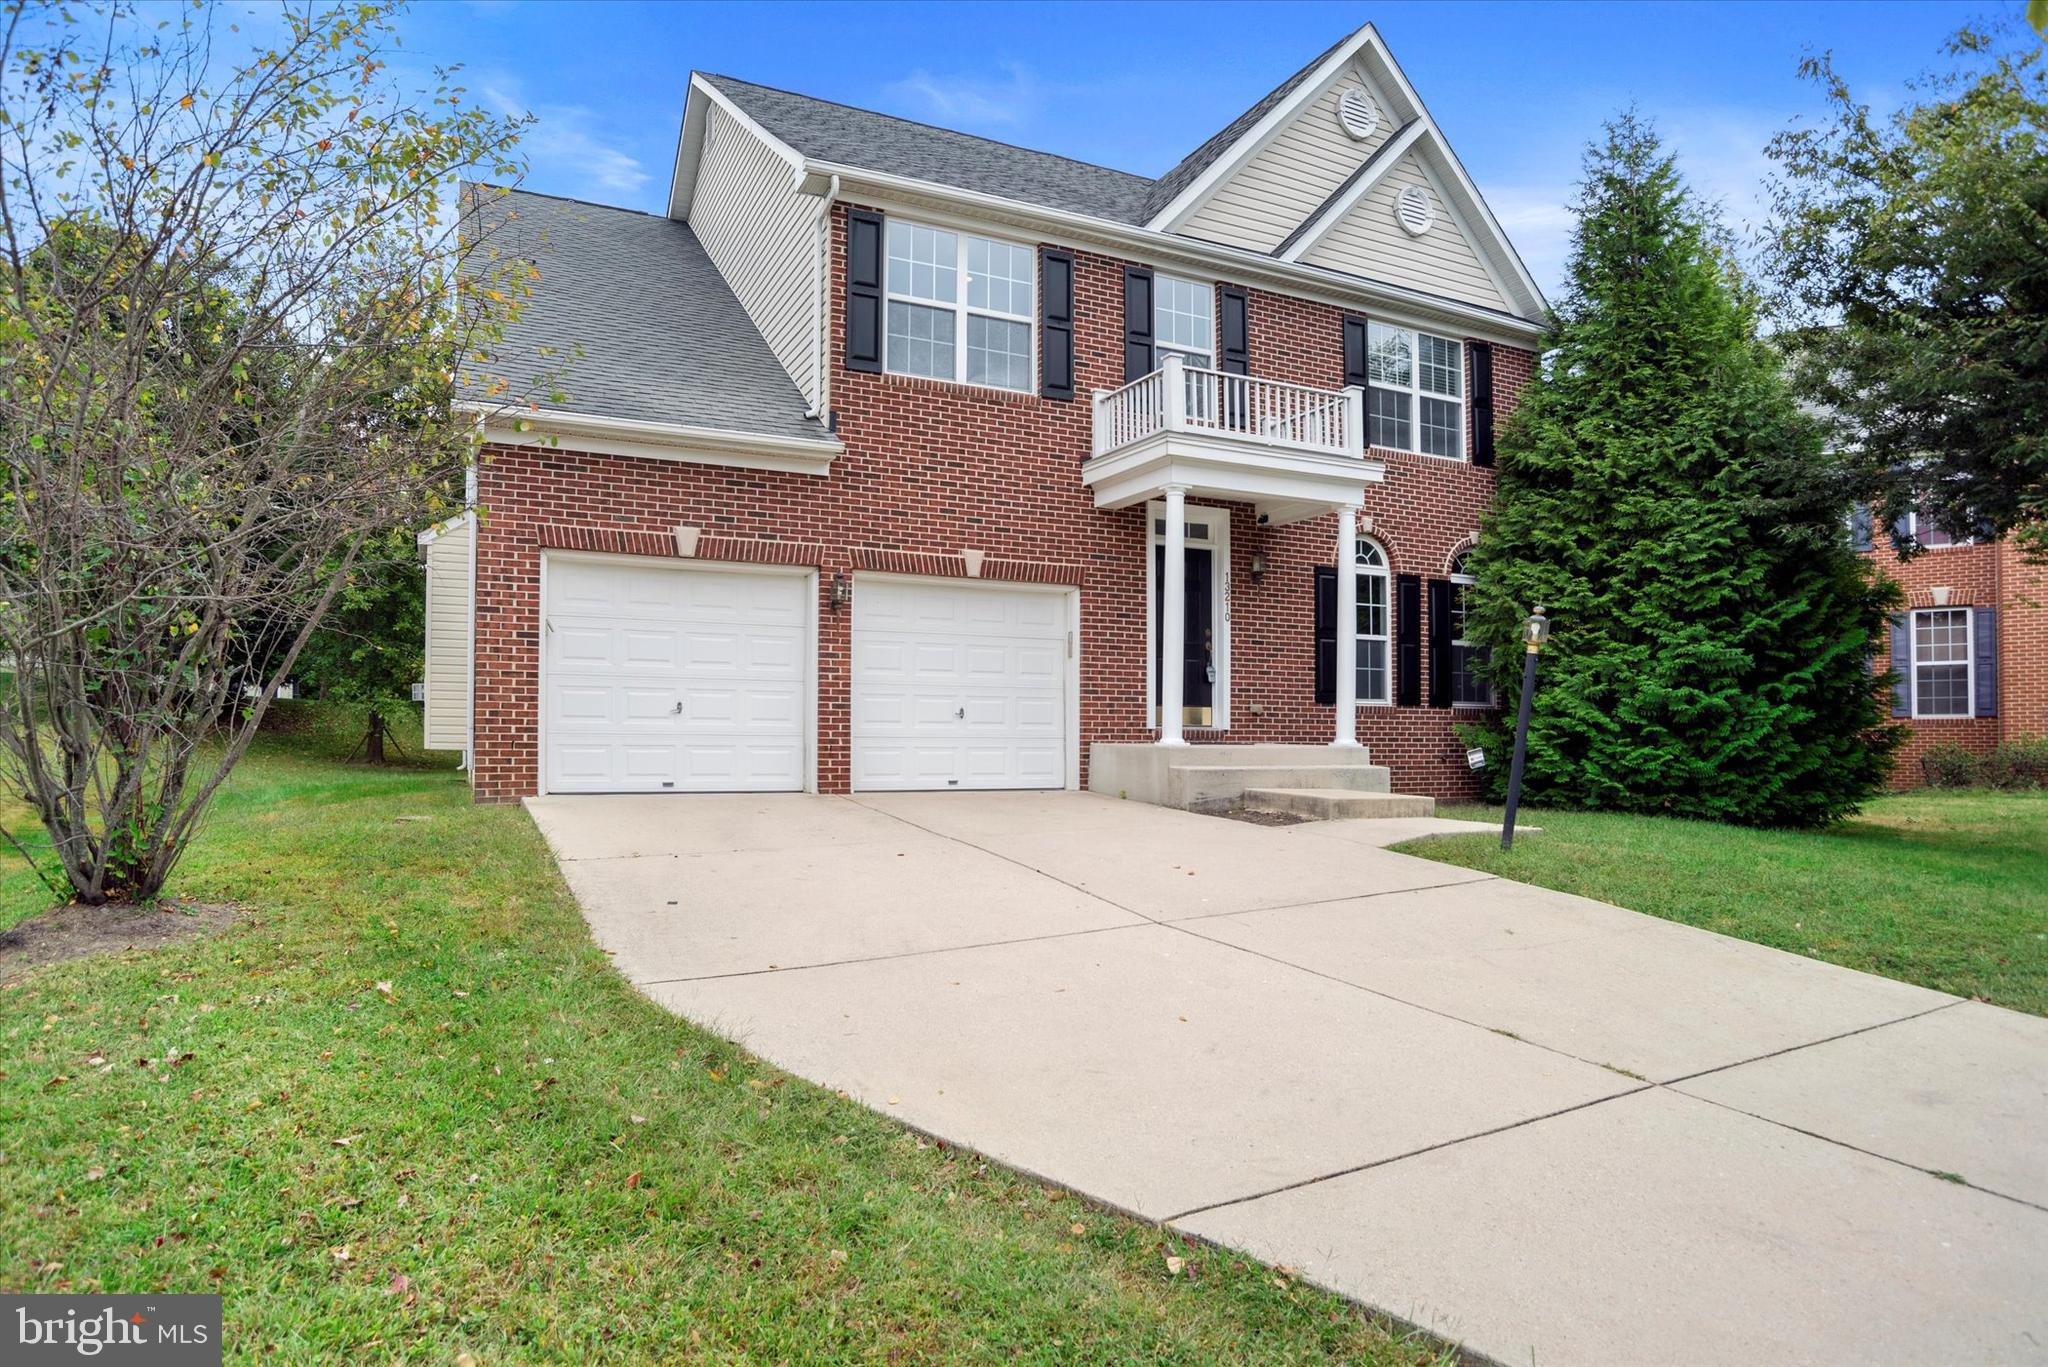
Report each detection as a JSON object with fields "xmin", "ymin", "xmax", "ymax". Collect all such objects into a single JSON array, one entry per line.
[{"xmin": 542, "ymin": 557, "xmax": 1070, "ymax": 795}]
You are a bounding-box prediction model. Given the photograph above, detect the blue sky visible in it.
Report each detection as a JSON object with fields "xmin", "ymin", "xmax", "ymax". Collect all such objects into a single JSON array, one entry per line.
[{"xmin": 390, "ymin": 0, "xmax": 1983, "ymax": 298}]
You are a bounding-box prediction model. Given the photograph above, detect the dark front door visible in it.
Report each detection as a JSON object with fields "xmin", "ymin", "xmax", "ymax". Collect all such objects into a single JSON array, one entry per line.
[{"xmin": 1152, "ymin": 544, "xmax": 1215, "ymax": 727}]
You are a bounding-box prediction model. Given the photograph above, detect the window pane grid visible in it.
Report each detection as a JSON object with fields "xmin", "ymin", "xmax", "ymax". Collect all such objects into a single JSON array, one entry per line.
[
  {"xmin": 884, "ymin": 220, "xmax": 1033, "ymax": 392},
  {"xmin": 966, "ymin": 314, "xmax": 1031, "ymax": 391},
  {"xmin": 886, "ymin": 301, "xmax": 954, "ymax": 380},
  {"xmin": 1912, "ymin": 609, "xmax": 1972, "ymax": 717},
  {"xmin": 1155, "ymin": 274, "xmax": 1213, "ymax": 365},
  {"xmin": 1447, "ymin": 563, "xmax": 1492, "ymax": 705},
  {"xmin": 1366, "ymin": 322, "xmax": 1463, "ymax": 459},
  {"xmin": 1355, "ymin": 541, "xmax": 1390, "ymax": 704}
]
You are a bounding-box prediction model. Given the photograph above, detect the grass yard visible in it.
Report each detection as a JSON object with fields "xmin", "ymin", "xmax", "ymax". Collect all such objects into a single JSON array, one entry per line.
[
  {"xmin": 0, "ymin": 722, "xmax": 1444, "ymax": 1364},
  {"xmin": 1401, "ymin": 790, "xmax": 2048, "ymax": 1016}
]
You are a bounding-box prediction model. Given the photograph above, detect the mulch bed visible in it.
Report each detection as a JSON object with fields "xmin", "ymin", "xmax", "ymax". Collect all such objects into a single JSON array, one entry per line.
[{"xmin": 0, "ymin": 901, "xmax": 237, "ymax": 986}]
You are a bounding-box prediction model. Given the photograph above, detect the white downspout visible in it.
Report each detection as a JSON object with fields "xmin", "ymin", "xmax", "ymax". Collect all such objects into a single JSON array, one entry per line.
[
  {"xmin": 462, "ymin": 460, "xmax": 478, "ymax": 776},
  {"xmin": 805, "ymin": 173, "xmax": 840, "ymax": 421}
]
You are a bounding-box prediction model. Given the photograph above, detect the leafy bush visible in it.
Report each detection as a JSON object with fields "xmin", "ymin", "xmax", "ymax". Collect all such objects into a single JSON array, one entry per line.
[
  {"xmin": 1920, "ymin": 738, "xmax": 2048, "ymax": 790},
  {"xmin": 1921, "ymin": 745, "xmax": 1981, "ymax": 788}
]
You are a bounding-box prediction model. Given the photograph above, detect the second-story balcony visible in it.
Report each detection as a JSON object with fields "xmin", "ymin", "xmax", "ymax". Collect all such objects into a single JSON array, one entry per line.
[{"xmin": 1084, "ymin": 354, "xmax": 1384, "ymax": 527}]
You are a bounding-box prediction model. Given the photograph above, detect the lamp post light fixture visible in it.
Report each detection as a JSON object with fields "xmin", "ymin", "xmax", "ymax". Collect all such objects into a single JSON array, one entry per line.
[
  {"xmin": 1500, "ymin": 604, "xmax": 1549, "ymax": 851},
  {"xmin": 1249, "ymin": 551, "xmax": 1266, "ymax": 584}
]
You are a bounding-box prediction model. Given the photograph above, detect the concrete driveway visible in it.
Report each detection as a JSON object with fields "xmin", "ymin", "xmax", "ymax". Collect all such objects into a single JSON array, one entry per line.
[{"xmin": 527, "ymin": 790, "xmax": 2048, "ymax": 1365}]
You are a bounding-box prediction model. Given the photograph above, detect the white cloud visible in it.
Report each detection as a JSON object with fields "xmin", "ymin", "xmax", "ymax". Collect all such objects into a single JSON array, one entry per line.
[
  {"xmin": 480, "ymin": 76, "xmax": 648, "ymax": 198},
  {"xmin": 882, "ymin": 63, "xmax": 1044, "ymax": 131}
]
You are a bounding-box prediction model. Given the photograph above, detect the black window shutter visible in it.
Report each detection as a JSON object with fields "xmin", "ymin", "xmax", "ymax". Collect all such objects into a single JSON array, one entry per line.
[
  {"xmin": 1848, "ymin": 505, "xmax": 1873, "ymax": 553},
  {"xmin": 1469, "ymin": 341, "xmax": 1495, "ymax": 467},
  {"xmin": 1974, "ymin": 608, "xmax": 1999, "ymax": 717},
  {"xmin": 1313, "ymin": 565, "xmax": 1336, "ymax": 706},
  {"xmin": 1427, "ymin": 579, "xmax": 1454, "ymax": 708},
  {"xmin": 1342, "ymin": 315, "xmax": 1369, "ymax": 389},
  {"xmin": 1889, "ymin": 616, "xmax": 1911, "ymax": 718},
  {"xmin": 1219, "ymin": 285, "xmax": 1249, "ymax": 375},
  {"xmin": 1040, "ymin": 247, "xmax": 1075, "ymax": 401},
  {"xmin": 1395, "ymin": 573, "xmax": 1422, "ymax": 706},
  {"xmin": 1123, "ymin": 266, "xmax": 1155, "ymax": 383},
  {"xmin": 845, "ymin": 209, "xmax": 885, "ymax": 374}
]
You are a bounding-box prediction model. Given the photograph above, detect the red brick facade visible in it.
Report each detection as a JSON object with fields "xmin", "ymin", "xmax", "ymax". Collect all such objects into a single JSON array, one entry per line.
[
  {"xmin": 469, "ymin": 204, "xmax": 1533, "ymax": 803},
  {"xmin": 1864, "ymin": 532, "xmax": 2048, "ymax": 788}
]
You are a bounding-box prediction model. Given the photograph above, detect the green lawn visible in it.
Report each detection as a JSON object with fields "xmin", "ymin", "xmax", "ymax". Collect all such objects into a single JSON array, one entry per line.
[
  {"xmin": 1400, "ymin": 791, "xmax": 2048, "ymax": 1016},
  {"xmin": 0, "ymin": 726, "xmax": 1444, "ymax": 1364}
]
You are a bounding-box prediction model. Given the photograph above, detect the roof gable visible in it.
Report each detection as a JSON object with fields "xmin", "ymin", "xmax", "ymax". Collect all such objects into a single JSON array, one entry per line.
[{"xmin": 1297, "ymin": 149, "xmax": 1510, "ymax": 313}]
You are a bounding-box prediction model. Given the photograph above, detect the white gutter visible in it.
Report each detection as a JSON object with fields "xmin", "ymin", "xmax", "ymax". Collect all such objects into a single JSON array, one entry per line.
[
  {"xmin": 795, "ymin": 159, "xmax": 1546, "ymax": 346},
  {"xmin": 806, "ymin": 172, "xmax": 840, "ymax": 421},
  {"xmin": 468, "ymin": 403, "xmax": 843, "ymax": 474}
]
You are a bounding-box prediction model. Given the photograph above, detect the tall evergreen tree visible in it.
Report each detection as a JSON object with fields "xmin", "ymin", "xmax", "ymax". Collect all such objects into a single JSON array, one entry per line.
[{"xmin": 1463, "ymin": 114, "xmax": 1901, "ymax": 827}]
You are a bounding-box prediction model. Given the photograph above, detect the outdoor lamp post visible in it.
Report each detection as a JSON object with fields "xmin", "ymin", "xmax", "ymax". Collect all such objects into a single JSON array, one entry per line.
[{"xmin": 1500, "ymin": 604, "xmax": 1549, "ymax": 851}]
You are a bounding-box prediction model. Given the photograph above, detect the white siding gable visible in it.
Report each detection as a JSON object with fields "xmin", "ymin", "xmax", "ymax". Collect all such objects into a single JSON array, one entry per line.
[
  {"xmin": 688, "ymin": 104, "xmax": 819, "ymax": 406},
  {"xmin": 1178, "ymin": 64, "xmax": 1395, "ymax": 254},
  {"xmin": 1301, "ymin": 152, "xmax": 1509, "ymax": 313},
  {"xmin": 421, "ymin": 515, "xmax": 473, "ymax": 752}
]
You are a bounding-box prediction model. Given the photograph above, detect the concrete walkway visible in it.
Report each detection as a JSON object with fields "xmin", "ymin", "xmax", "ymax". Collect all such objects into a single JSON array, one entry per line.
[{"xmin": 527, "ymin": 790, "xmax": 2048, "ymax": 1365}]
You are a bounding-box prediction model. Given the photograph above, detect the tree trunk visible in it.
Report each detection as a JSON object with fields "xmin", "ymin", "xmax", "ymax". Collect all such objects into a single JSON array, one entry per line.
[{"xmin": 363, "ymin": 709, "xmax": 387, "ymax": 766}]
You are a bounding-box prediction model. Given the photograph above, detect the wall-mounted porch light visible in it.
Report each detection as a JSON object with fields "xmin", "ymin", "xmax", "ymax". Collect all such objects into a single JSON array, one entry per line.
[
  {"xmin": 829, "ymin": 572, "xmax": 850, "ymax": 613},
  {"xmin": 1249, "ymin": 551, "xmax": 1267, "ymax": 583}
]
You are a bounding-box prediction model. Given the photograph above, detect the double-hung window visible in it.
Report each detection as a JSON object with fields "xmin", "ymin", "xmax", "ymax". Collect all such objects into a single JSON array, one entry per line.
[
  {"xmin": 1366, "ymin": 321, "xmax": 1463, "ymax": 458},
  {"xmin": 1910, "ymin": 608, "xmax": 1972, "ymax": 718},
  {"xmin": 1154, "ymin": 274, "xmax": 1214, "ymax": 370},
  {"xmin": 1355, "ymin": 538, "xmax": 1391, "ymax": 705},
  {"xmin": 1447, "ymin": 551, "xmax": 1493, "ymax": 706},
  {"xmin": 884, "ymin": 220, "xmax": 1034, "ymax": 392}
]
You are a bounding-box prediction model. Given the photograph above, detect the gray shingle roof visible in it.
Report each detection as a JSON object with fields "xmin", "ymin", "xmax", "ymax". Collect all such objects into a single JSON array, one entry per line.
[
  {"xmin": 463, "ymin": 185, "xmax": 829, "ymax": 443},
  {"xmin": 700, "ymin": 74, "xmax": 1157, "ymax": 223}
]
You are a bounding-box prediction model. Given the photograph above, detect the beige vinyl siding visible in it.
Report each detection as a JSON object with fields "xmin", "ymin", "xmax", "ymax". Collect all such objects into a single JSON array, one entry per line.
[
  {"xmin": 689, "ymin": 104, "xmax": 818, "ymax": 405},
  {"xmin": 421, "ymin": 516, "xmax": 473, "ymax": 752},
  {"xmin": 1177, "ymin": 70, "xmax": 1390, "ymax": 253},
  {"xmin": 1303, "ymin": 154, "xmax": 1509, "ymax": 312}
]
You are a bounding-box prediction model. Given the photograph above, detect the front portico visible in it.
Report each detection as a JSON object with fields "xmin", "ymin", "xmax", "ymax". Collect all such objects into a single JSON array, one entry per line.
[{"xmin": 1087, "ymin": 354, "xmax": 1385, "ymax": 749}]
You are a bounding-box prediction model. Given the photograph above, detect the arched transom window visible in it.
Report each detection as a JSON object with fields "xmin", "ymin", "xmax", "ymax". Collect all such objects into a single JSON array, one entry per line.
[{"xmin": 1355, "ymin": 538, "xmax": 1391, "ymax": 705}]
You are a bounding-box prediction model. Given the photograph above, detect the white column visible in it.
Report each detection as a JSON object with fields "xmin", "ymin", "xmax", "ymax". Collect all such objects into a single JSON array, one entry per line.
[
  {"xmin": 1333, "ymin": 501, "xmax": 1361, "ymax": 746},
  {"xmin": 1159, "ymin": 484, "xmax": 1190, "ymax": 745}
]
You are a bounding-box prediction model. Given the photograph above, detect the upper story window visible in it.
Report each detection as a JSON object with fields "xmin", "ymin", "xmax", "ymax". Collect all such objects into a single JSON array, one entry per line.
[
  {"xmin": 1896, "ymin": 510, "xmax": 1973, "ymax": 548},
  {"xmin": 1366, "ymin": 321, "xmax": 1462, "ymax": 459},
  {"xmin": 1154, "ymin": 273, "xmax": 1214, "ymax": 370},
  {"xmin": 885, "ymin": 219, "xmax": 1034, "ymax": 392}
]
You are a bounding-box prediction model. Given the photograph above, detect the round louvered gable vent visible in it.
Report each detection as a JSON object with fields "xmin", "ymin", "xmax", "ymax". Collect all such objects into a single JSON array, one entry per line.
[
  {"xmin": 1336, "ymin": 87, "xmax": 1379, "ymax": 141},
  {"xmin": 1396, "ymin": 184, "xmax": 1436, "ymax": 236}
]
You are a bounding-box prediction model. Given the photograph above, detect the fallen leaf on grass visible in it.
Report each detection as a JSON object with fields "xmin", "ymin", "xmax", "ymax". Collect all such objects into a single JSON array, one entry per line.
[
  {"xmin": 330, "ymin": 1135, "xmax": 359, "ymax": 1148},
  {"xmin": 625, "ymin": 1172, "xmax": 642, "ymax": 1190},
  {"xmin": 331, "ymin": 1245, "xmax": 351, "ymax": 1263},
  {"xmin": 828, "ymin": 1249, "xmax": 848, "ymax": 1265},
  {"xmin": 373, "ymin": 981, "xmax": 394, "ymax": 1000},
  {"xmin": 1070, "ymin": 1222, "xmax": 1085, "ymax": 1236},
  {"xmin": 1165, "ymin": 1255, "xmax": 1185, "ymax": 1276}
]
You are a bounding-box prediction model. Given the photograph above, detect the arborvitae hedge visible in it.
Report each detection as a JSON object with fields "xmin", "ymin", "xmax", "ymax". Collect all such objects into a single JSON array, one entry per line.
[{"xmin": 1463, "ymin": 115, "xmax": 1901, "ymax": 827}]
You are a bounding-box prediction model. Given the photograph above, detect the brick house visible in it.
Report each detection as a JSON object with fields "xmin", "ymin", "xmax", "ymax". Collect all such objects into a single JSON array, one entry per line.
[
  {"xmin": 422, "ymin": 25, "xmax": 1550, "ymax": 811},
  {"xmin": 1858, "ymin": 511, "xmax": 2048, "ymax": 787}
]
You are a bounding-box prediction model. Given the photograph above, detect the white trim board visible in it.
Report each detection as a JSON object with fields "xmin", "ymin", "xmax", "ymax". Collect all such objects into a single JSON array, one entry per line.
[{"xmin": 472, "ymin": 405, "xmax": 842, "ymax": 475}]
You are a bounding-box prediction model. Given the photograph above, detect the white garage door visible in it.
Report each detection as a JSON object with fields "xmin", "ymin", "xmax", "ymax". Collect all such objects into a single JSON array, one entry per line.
[
  {"xmin": 851, "ymin": 578, "xmax": 1068, "ymax": 791},
  {"xmin": 543, "ymin": 557, "xmax": 807, "ymax": 794}
]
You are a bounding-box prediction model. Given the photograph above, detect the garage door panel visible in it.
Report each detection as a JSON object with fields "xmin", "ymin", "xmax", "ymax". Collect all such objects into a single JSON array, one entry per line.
[
  {"xmin": 852, "ymin": 579, "xmax": 1068, "ymax": 792},
  {"xmin": 545, "ymin": 561, "xmax": 807, "ymax": 794}
]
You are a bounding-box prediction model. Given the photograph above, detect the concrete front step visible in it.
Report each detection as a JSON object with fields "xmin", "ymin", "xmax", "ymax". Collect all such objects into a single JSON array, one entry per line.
[
  {"xmin": 1170, "ymin": 763, "xmax": 1392, "ymax": 811},
  {"xmin": 1242, "ymin": 788, "xmax": 1438, "ymax": 821}
]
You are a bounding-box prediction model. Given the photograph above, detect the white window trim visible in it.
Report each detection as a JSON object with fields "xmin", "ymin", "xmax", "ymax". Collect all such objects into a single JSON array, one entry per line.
[
  {"xmin": 1909, "ymin": 607, "xmax": 1975, "ymax": 720},
  {"xmin": 1367, "ymin": 321, "xmax": 1465, "ymax": 461},
  {"xmin": 1447, "ymin": 558, "xmax": 1494, "ymax": 709},
  {"xmin": 883, "ymin": 216, "xmax": 1037, "ymax": 393},
  {"xmin": 1354, "ymin": 537, "xmax": 1392, "ymax": 707},
  {"xmin": 1898, "ymin": 511, "xmax": 1975, "ymax": 549},
  {"xmin": 1153, "ymin": 270, "xmax": 1216, "ymax": 371},
  {"xmin": 1144, "ymin": 501, "xmax": 1231, "ymax": 730}
]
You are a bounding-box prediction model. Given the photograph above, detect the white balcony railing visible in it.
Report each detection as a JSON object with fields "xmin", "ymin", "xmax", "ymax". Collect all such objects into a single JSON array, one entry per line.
[{"xmin": 1091, "ymin": 354, "xmax": 1366, "ymax": 462}]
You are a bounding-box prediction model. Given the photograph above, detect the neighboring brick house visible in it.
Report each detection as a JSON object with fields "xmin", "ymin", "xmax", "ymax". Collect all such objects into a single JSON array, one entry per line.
[
  {"xmin": 425, "ymin": 25, "xmax": 1551, "ymax": 810},
  {"xmin": 1858, "ymin": 511, "xmax": 2048, "ymax": 787}
]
